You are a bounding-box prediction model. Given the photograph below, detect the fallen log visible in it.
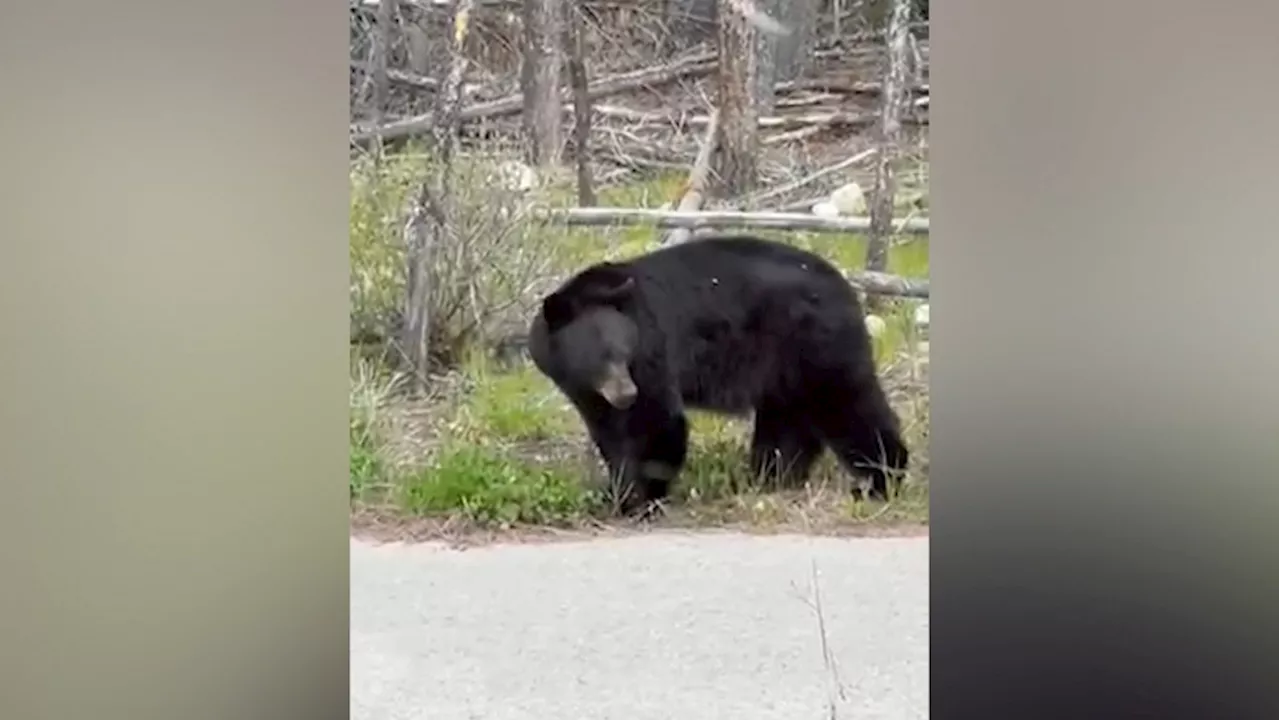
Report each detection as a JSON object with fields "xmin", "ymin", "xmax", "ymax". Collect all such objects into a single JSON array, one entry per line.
[
  {"xmin": 661, "ymin": 110, "xmax": 720, "ymax": 245},
  {"xmin": 351, "ymin": 60, "xmax": 439, "ymax": 91},
  {"xmin": 352, "ymin": 51, "xmax": 717, "ymax": 144},
  {"xmin": 845, "ymin": 270, "xmax": 930, "ymax": 298},
  {"xmin": 588, "ymin": 106, "xmax": 910, "ymax": 132},
  {"xmin": 537, "ymin": 206, "xmax": 930, "ymax": 235}
]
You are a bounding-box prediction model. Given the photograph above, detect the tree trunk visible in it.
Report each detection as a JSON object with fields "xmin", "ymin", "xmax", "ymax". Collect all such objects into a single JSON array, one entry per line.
[
  {"xmin": 750, "ymin": 0, "xmax": 819, "ymax": 116},
  {"xmin": 564, "ymin": 1, "xmax": 595, "ymax": 206},
  {"xmin": 401, "ymin": 0, "xmax": 475, "ymax": 390},
  {"xmin": 750, "ymin": 0, "xmax": 779, "ymax": 117},
  {"xmin": 370, "ymin": 0, "xmax": 395, "ymax": 139},
  {"xmin": 521, "ymin": 0, "xmax": 564, "ymax": 169},
  {"xmin": 864, "ymin": 0, "xmax": 912, "ymax": 311},
  {"xmin": 715, "ymin": 1, "xmax": 761, "ymax": 198},
  {"xmin": 405, "ymin": 22, "xmax": 431, "ymax": 78},
  {"xmin": 773, "ymin": 0, "xmax": 819, "ymax": 83}
]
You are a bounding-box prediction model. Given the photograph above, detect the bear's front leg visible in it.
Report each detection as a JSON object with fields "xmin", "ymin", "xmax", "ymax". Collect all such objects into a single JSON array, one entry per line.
[{"xmin": 614, "ymin": 408, "xmax": 688, "ymax": 517}]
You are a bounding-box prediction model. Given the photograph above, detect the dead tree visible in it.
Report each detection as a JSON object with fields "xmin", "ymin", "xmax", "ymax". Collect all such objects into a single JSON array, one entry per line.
[
  {"xmin": 401, "ymin": 0, "xmax": 475, "ymax": 390},
  {"xmin": 403, "ymin": 6, "xmax": 431, "ymax": 77},
  {"xmin": 864, "ymin": 0, "xmax": 913, "ymax": 311},
  {"xmin": 714, "ymin": 1, "xmax": 762, "ymax": 197},
  {"xmin": 369, "ymin": 0, "xmax": 395, "ymax": 153},
  {"xmin": 521, "ymin": 0, "xmax": 565, "ymax": 169},
  {"xmin": 752, "ymin": 0, "xmax": 820, "ymax": 116},
  {"xmin": 564, "ymin": 0, "xmax": 595, "ymax": 206}
]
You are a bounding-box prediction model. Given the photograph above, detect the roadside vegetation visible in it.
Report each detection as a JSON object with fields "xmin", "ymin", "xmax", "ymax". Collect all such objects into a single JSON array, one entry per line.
[{"xmin": 349, "ymin": 150, "xmax": 930, "ymax": 542}]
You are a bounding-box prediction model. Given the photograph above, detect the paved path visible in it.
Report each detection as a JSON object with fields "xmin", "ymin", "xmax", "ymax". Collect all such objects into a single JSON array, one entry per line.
[{"xmin": 351, "ymin": 531, "xmax": 928, "ymax": 720}]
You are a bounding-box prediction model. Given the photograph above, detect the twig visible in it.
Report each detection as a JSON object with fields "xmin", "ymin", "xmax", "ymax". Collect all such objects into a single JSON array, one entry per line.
[
  {"xmin": 775, "ymin": 77, "xmax": 929, "ymax": 97},
  {"xmin": 740, "ymin": 147, "xmax": 877, "ymax": 209},
  {"xmin": 761, "ymin": 125, "xmax": 826, "ymax": 146}
]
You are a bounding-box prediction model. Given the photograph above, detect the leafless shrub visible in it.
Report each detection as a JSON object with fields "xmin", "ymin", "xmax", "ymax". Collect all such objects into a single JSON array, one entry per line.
[{"xmin": 350, "ymin": 150, "xmax": 561, "ymax": 369}]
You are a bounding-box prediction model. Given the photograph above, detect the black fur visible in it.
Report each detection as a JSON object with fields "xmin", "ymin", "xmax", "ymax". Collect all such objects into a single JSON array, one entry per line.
[{"xmin": 528, "ymin": 234, "xmax": 908, "ymax": 515}]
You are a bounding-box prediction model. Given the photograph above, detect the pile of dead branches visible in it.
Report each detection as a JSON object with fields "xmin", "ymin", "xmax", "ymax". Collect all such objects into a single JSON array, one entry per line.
[{"xmin": 350, "ymin": 1, "xmax": 929, "ymax": 209}]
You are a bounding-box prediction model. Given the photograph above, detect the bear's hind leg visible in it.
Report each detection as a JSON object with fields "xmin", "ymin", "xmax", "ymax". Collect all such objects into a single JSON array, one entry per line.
[
  {"xmin": 809, "ymin": 383, "xmax": 909, "ymax": 500},
  {"xmin": 750, "ymin": 399, "xmax": 825, "ymax": 490}
]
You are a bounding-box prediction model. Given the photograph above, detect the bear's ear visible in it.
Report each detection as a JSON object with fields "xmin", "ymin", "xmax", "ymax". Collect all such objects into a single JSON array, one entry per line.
[
  {"xmin": 583, "ymin": 267, "xmax": 636, "ymax": 304},
  {"xmin": 541, "ymin": 292, "xmax": 575, "ymax": 331}
]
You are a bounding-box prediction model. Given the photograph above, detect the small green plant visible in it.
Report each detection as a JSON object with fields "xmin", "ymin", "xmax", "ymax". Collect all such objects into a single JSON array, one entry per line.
[
  {"xmin": 349, "ymin": 358, "xmax": 405, "ymax": 499},
  {"xmin": 350, "ymin": 430, "xmax": 387, "ymax": 498},
  {"xmin": 400, "ymin": 445, "xmax": 600, "ymax": 526}
]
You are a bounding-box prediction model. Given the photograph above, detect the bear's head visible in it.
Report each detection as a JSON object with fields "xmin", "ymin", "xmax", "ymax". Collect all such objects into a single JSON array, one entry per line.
[{"xmin": 529, "ymin": 264, "xmax": 641, "ymax": 410}]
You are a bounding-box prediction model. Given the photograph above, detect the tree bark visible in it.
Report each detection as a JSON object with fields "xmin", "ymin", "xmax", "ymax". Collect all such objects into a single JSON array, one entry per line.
[
  {"xmin": 772, "ymin": 0, "xmax": 819, "ymax": 83},
  {"xmin": 749, "ymin": 0, "xmax": 818, "ymax": 116},
  {"xmin": 564, "ymin": 1, "xmax": 595, "ymax": 206},
  {"xmin": 521, "ymin": 0, "xmax": 565, "ymax": 169},
  {"xmin": 370, "ymin": 0, "xmax": 395, "ymax": 144},
  {"xmin": 864, "ymin": 0, "xmax": 912, "ymax": 311},
  {"xmin": 715, "ymin": 1, "xmax": 760, "ymax": 198}
]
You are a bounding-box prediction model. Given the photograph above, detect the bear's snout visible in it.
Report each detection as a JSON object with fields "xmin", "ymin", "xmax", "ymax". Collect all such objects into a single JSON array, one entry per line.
[{"xmin": 595, "ymin": 361, "xmax": 638, "ymax": 409}]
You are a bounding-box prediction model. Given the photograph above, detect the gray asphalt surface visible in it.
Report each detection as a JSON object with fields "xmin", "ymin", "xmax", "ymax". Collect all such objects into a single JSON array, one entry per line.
[{"xmin": 351, "ymin": 531, "xmax": 928, "ymax": 720}]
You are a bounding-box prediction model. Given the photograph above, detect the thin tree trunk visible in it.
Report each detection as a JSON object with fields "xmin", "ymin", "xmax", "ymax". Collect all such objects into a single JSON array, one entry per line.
[
  {"xmin": 564, "ymin": 1, "xmax": 595, "ymax": 206},
  {"xmin": 751, "ymin": 0, "xmax": 820, "ymax": 116},
  {"xmin": 370, "ymin": 0, "xmax": 395, "ymax": 153},
  {"xmin": 521, "ymin": 0, "xmax": 564, "ymax": 169},
  {"xmin": 750, "ymin": 0, "xmax": 779, "ymax": 116},
  {"xmin": 773, "ymin": 0, "xmax": 819, "ymax": 83},
  {"xmin": 715, "ymin": 1, "xmax": 761, "ymax": 198},
  {"xmin": 864, "ymin": 0, "xmax": 912, "ymax": 311}
]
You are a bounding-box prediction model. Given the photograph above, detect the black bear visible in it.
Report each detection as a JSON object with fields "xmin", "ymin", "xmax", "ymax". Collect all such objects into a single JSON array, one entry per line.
[{"xmin": 528, "ymin": 234, "xmax": 909, "ymax": 515}]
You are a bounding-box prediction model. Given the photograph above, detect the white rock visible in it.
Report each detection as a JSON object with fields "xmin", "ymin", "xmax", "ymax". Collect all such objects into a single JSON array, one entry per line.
[
  {"xmin": 864, "ymin": 314, "xmax": 887, "ymax": 338},
  {"xmin": 829, "ymin": 182, "xmax": 866, "ymax": 216},
  {"xmin": 493, "ymin": 160, "xmax": 537, "ymax": 193},
  {"xmin": 811, "ymin": 201, "xmax": 840, "ymax": 218},
  {"xmin": 913, "ymin": 303, "xmax": 930, "ymax": 328}
]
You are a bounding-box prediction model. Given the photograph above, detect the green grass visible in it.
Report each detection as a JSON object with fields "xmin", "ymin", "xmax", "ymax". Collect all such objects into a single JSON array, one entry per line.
[
  {"xmin": 349, "ymin": 159, "xmax": 930, "ymax": 535},
  {"xmin": 454, "ymin": 355, "xmax": 577, "ymax": 442},
  {"xmin": 352, "ymin": 346, "xmax": 930, "ymax": 531},
  {"xmin": 399, "ymin": 444, "xmax": 601, "ymax": 526}
]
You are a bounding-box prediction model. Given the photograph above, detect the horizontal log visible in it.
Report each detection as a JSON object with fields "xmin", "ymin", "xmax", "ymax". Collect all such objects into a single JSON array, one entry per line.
[
  {"xmin": 845, "ymin": 270, "xmax": 930, "ymax": 298},
  {"xmin": 536, "ymin": 206, "xmax": 930, "ymax": 235}
]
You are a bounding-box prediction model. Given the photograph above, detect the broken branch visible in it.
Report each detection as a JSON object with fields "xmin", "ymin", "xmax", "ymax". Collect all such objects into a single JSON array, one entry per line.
[{"xmin": 662, "ymin": 109, "xmax": 720, "ymax": 245}]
